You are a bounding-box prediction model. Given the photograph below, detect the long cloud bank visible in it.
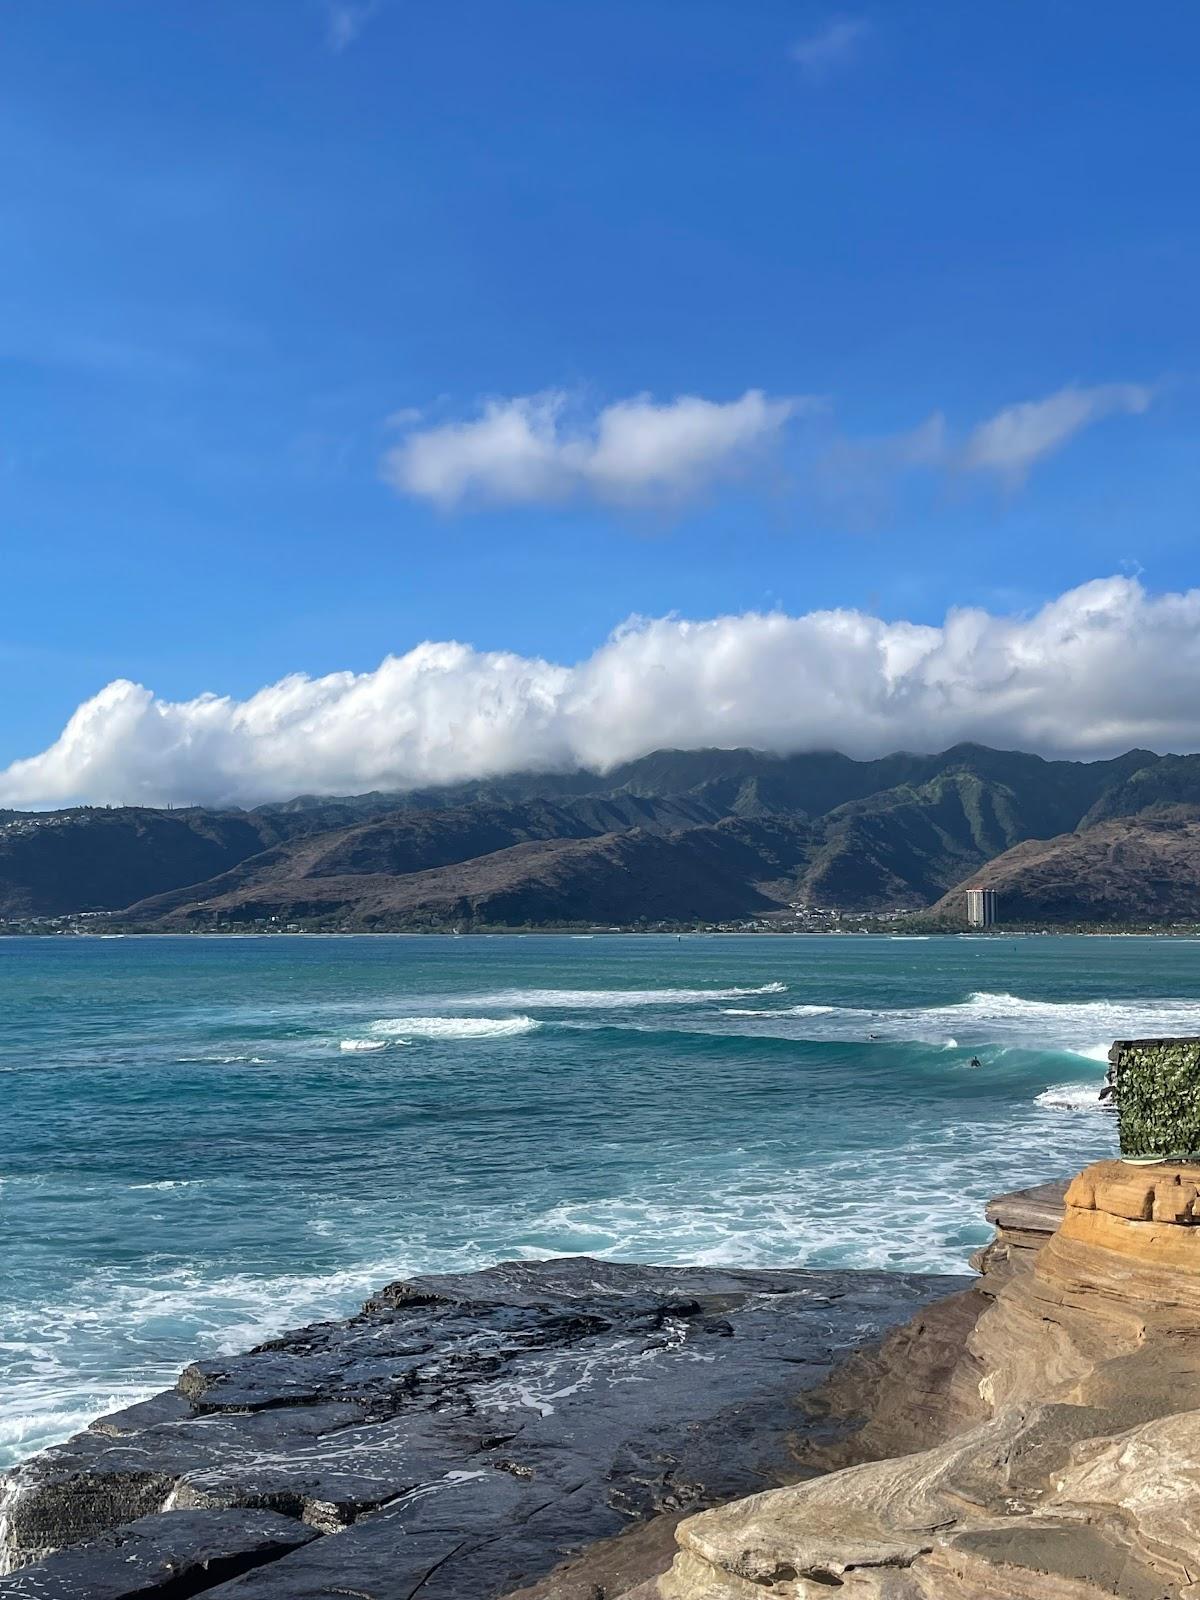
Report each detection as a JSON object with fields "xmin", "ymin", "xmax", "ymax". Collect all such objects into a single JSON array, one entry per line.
[{"xmin": 4, "ymin": 576, "xmax": 1200, "ymax": 810}]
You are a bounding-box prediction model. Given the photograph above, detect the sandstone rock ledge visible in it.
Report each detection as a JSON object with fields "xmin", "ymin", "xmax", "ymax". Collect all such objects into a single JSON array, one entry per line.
[{"xmin": 651, "ymin": 1161, "xmax": 1200, "ymax": 1600}]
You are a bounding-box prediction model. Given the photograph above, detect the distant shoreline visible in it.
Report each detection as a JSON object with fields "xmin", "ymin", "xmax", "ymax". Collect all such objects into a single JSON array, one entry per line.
[{"xmin": 5, "ymin": 924, "xmax": 1200, "ymax": 940}]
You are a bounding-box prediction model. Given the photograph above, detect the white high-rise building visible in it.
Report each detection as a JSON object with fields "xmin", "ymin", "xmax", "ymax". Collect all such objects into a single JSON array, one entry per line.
[{"xmin": 965, "ymin": 887, "xmax": 997, "ymax": 928}]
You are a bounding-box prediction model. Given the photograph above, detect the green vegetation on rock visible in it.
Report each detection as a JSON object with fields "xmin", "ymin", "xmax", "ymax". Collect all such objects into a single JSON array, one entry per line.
[{"xmin": 1111, "ymin": 1038, "xmax": 1200, "ymax": 1161}]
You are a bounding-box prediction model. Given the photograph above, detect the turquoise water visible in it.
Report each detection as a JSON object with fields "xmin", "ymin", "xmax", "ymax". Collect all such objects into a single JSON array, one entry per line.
[{"xmin": 3, "ymin": 931, "xmax": 1198, "ymax": 1468}]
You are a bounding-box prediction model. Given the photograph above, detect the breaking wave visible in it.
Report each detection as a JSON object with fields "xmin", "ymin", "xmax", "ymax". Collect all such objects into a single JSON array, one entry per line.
[
  {"xmin": 371, "ymin": 1016, "xmax": 539, "ymax": 1040},
  {"xmin": 1070, "ymin": 1042, "xmax": 1113, "ymax": 1064},
  {"xmin": 339, "ymin": 1038, "xmax": 389, "ymax": 1053},
  {"xmin": 709, "ymin": 991, "xmax": 1200, "ymax": 1059},
  {"xmin": 1035, "ymin": 1082, "xmax": 1107, "ymax": 1112},
  {"xmin": 721, "ymin": 1002, "xmax": 834, "ymax": 1017},
  {"xmin": 466, "ymin": 982, "xmax": 787, "ymax": 1009}
]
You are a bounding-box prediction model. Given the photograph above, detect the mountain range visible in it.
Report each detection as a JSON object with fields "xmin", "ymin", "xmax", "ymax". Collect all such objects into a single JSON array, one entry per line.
[{"xmin": 3, "ymin": 743, "xmax": 1200, "ymax": 931}]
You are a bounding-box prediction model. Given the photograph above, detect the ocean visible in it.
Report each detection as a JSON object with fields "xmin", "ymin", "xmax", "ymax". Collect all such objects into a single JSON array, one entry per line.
[{"xmin": 2, "ymin": 930, "xmax": 1196, "ymax": 1470}]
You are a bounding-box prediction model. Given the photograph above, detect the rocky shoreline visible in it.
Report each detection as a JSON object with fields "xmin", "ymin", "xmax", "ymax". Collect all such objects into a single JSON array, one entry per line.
[
  {"xmin": 0, "ymin": 1259, "xmax": 961, "ymax": 1597},
  {"xmin": 7, "ymin": 1165, "xmax": 1199, "ymax": 1599},
  {"xmin": 651, "ymin": 1164, "xmax": 1200, "ymax": 1598}
]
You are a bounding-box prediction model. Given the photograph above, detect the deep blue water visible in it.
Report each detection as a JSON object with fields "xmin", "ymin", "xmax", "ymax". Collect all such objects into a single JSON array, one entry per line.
[{"xmin": 4, "ymin": 931, "xmax": 1198, "ymax": 1466}]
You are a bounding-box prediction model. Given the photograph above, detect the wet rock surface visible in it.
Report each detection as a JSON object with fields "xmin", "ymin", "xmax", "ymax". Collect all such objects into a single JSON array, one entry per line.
[
  {"xmin": 0, "ymin": 1257, "xmax": 962, "ymax": 1598},
  {"xmin": 0, "ymin": 1510, "xmax": 317, "ymax": 1600}
]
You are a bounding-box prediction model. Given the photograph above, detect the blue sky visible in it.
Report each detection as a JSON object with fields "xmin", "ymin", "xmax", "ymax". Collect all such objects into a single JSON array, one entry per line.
[{"xmin": 2, "ymin": 2, "xmax": 1199, "ymax": 802}]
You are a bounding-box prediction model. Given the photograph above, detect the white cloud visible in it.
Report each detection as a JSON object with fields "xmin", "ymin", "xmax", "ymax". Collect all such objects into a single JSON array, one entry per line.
[
  {"xmin": 324, "ymin": 1, "xmax": 376, "ymax": 52},
  {"xmin": 812, "ymin": 384, "xmax": 1153, "ymax": 516},
  {"xmin": 962, "ymin": 383, "xmax": 1154, "ymax": 484},
  {"xmin": 5, "ymin": 577, "xmax": 1200, "ymax": 810},
  {"xmin": 381, "ymin": 389, "xmax": 804, "ymax": 510},
  {"xmin": 791, "ymin": 16, "xmax": 872, "ymax": 76},
  {"xmin": 386, "ymin": 379, "xmax": 1153, "ymax": 516}
]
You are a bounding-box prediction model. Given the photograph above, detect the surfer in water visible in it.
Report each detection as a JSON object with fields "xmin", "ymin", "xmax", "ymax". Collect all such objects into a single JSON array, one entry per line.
[{"xmin": 968, "ymin": 1055, "xmax": 982, "ymax": 1069}]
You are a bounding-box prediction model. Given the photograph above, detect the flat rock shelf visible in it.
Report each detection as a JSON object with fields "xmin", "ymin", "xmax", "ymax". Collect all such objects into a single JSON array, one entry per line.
[{"xmin": 0, "ymin": 1258, "xmax": 964, "ymax": 1599}]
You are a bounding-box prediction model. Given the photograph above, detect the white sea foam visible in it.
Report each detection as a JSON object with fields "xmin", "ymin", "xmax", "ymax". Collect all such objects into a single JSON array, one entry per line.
[
  {"xmin": 468, "ymin": 982, "xmax": 787, "ymax": 1010},
  {"xmin": 706, "ymin": 990, "xmax": 1200, "ymax": 1058},
  {"xmin": 339, "ymin": 1038, "xmax": 389, "ymax": 1053},
  {"xmin": 174, "ymin": 1055, "xmax": 271, "ymax": 1065},
  {"xmin": 1, "ymin": 1047, "xmax": 1121, "ymax": 1472},
  {"xmin": 721, "ymin": 1002, "xmax": 834, "ymax": 1017},
  {"xmin": 1035, "ymin": 1082, "xmax": 1106, "ymax": 1112},
  {"xmin": 511, "ymin": 1096, "xmax": 1117, "ymax": 1276},
  {"xmin": 1071, "ymin": 1042, "xmax": 1113, "ymax": 1063},
  {"xmin": 371, "ymin": 1016, "xmax": 539, "ymax": 1040},
  {"xmin": 0, "ymin": 1402, "xmax": 125, "ymax": 1454},
  {"xmin": 0, "ymin": 1253, "xmax": 424, "ymax": 1469}
]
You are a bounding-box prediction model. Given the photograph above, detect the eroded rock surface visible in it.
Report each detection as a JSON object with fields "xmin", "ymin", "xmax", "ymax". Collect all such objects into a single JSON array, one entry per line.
[
  {"xmin": 0, "ymin": 1257, "xmax": 959, "ymax": 1598},
  {"xmin": 654, "ymin": 1163, "xmax": 1200, "ymax": 1599}
]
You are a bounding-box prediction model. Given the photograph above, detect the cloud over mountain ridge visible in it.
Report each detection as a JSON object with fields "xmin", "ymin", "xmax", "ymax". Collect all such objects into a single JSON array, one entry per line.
[{"xmin": 3, "ymin": 576, "xmax": 1199, "ymax": 810}]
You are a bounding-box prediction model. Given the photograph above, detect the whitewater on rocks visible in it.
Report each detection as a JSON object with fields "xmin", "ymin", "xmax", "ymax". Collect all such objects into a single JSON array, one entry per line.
[
  {"xmin": 0, "ymin": 1259, "xmax": 962, "ymax": 1592},
  {"xmin": 10, "ymin": 1165, "xmax": 1200, "ymax": 1597}
]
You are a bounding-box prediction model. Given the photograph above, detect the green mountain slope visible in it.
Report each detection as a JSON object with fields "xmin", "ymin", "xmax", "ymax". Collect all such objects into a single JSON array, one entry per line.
[
  {"xmin": 1079, "ymin": 754, "xmax": 1200, "ymax": 828},
  {"xmin": 1, "ymin": 743, "xmax": 1192, "ymax": 929}
]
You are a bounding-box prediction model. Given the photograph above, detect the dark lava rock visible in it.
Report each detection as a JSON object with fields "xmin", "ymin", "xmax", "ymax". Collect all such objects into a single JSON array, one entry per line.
[
  {"xmin": 0, "ymin": 1509, "xmax": 316, "ymax": 1598},
  {"xmin": 0, "ymin": 1257, "xmax": 966, "ymax": 1599}
]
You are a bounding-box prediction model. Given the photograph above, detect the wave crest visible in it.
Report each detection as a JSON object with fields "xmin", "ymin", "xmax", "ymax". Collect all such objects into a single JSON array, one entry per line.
[
  {"xmin": 714, "ymin": 989, "xmax": 1200, "ymax": 1057},
  {"xmin": 722, "ymin": 1002, "xmax": 834, "ymax": 1017},
  {"xmin": 467, "ymin": 982, "xmax": 787, "ymax": 1010},
  {"xmin": 372, "ymin": 1016, "xmax": 539, "ymax": 1040}
]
